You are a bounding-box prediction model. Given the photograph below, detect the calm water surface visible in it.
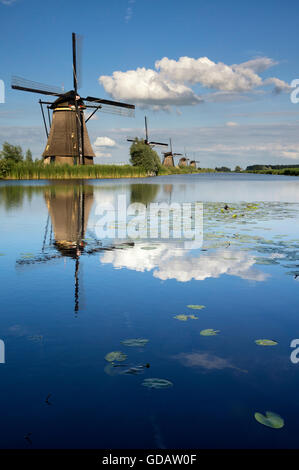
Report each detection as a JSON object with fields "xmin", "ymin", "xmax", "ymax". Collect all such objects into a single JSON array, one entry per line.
[{"xmin": 0, "ymin": 173, "xmax": 299, "ymax": 449}]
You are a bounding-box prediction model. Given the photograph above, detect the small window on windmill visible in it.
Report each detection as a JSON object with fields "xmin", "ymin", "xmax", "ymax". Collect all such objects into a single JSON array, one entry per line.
[
  {"xmin": 46, "ymin": 145, "xmax": 49, "ymax": 150},
  {"xmin": 71, "ymin": 132, "xmax": 75, "ymax": 139}
]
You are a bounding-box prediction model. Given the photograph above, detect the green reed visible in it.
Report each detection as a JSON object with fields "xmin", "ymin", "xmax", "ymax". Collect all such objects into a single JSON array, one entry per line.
[
  {"xmin": 1, "ymin": 162, "xmax": 148, "ymax": 180},
  {"xmin": 0, "ymin": 161, "xmax": 214, "ymax": 180}
]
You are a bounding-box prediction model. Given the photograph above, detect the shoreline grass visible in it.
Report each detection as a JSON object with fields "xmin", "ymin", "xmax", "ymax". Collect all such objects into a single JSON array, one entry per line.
[
  {"xmin": 0, "ymin": 161, "xmax": 214, "ymax": 180},
  {"xmin": 0, "ymin": 162, "xmax": 147, "ymax": 180}
]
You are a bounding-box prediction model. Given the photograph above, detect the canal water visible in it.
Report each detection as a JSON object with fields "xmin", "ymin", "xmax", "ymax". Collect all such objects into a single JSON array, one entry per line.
[{"xmin": 0, "ymin": 172, "xmax": 299, "ymax": 449}]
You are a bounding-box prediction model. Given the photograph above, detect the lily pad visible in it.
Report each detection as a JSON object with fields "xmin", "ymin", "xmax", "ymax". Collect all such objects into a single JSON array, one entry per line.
[
  {"xmin": 174, "ymin": 314, "xmax": 198, "ymax": 321},
  {"xmin": 187, "ymin": 305, "xmax": 206, "ymax": 310},
  {"xmin": 254, "ymin": 411, "xmax": 284, "ymax": 429},
  {"xmin": 105, "ymin": 351, "xmax": 127, "ymax": 362},
  {"xmin": 255, "ymin": 339, "xmax": 278, "ymax": 346},
  {"xmin": 104, "ymin": 363, "xmax": 127, "ymax": 376},
  {"xmin": 200, "ymin": 329, "xmax": 220, "ymax": 336},
  {"xmin": 174, "ymin": 315, "xmax": 188, "ymax": 321},
  {"xmin": 121, "ymin": 338, "xmax": 149, "ymax": 347},
  {"xmin": 142, "ymin": 378, "xmax": 173, "ymax": 389}
]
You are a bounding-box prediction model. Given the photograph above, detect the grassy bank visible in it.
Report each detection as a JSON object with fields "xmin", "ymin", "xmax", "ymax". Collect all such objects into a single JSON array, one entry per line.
[
  {"xmin": 0, "ymin": 162, "xmax": 148, "ymax": 180},
  {"xmin": 0, "ymin": 161, "xmax": 213, "ymax": 180},
  {"xmin": 158, "ymin": 166, "xmax": 215, "ymax": 175}
]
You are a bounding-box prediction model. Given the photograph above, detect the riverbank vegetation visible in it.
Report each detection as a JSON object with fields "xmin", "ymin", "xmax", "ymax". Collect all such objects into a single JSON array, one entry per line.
[
  {"xmin": 0, "ymin": 140, "xmax": 208, "ymax": 180},
  {"xmin": 245, "ymin": 164, "xmax": 299, "ymax": 176},
  {"xmin": 2, "ymin": 141, "xmax": 299, "ymax": 180},
  {"xmin": 0, "ymin": 160, "xmax": 148, "ymax": 180},
  {"xmin": 130, "ymin": 138, "xmax": 161, "ymax": 174}
]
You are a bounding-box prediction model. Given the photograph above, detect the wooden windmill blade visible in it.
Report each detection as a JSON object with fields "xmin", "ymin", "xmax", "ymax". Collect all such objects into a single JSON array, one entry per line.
[
  {"xmin": 148, "ymin": 141, "xmax": 168, "ymax": 147},
  {"xmin": 84, "ymin": 96, "xmax": 135, "ymax": 117},
  {"xmin": 73, "ymin": 33, "xmax": 83, "ymax": 91},
  {"xmin": 84, "ymin": 95, "xmax": 135, "ymax": 110},
  {"xmin": 72, "ymin": 33, "xmax": 84, "ymax": 165},
  {"xmin": 144, "ymin": 116, "xmax": 149, "ymax": 142},
  {"xmin": 94, "ymin": 103, "xmax": 134, "ymax": 117},
  {"xmin": 11, "ymin": 76, "xmax": 64, "ymax": 96},
  {"xmin": 145, "ymin": 115, "xmax": 168, "ymax": 146}
]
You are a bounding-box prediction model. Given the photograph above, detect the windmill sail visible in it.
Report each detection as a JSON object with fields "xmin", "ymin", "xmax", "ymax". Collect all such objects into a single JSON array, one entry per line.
[
  {"xmin": 11, "ymin": 76, "xmax": 64, "ymax": 96},
  {"xmin": 127, "ymin": 116, "xmax": 167, "ymax": 146}
]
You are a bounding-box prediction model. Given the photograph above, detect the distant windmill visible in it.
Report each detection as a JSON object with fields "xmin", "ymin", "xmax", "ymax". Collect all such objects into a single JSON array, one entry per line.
[
  {"xmin": 190, "ymin": 160, "xmax": 200, "ymax": 168},
  {"xmin": 12, "ymin": 33, "xmax": 135, "ymax": 165},
  {"xmin": 162, "ymin": 138, "xmax": 182, "ymax": 167},
  {"xmin": 178, "ymin": 157, "xmax": 189, "ymax": 167},
  {"xmin": 127, "ymin": 116, "xmax": 168, "ymax": 148}
]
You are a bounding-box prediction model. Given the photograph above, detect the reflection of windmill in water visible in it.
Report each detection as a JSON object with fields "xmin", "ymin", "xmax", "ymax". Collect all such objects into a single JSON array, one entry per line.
[
  {"xmin": 163, "ymin": 184, "xmax": 174, "ymax": 204},
  {"xmin": 162, "ymin": 139, "xmax": 182, "ymax": 167},
  {"xmin": 11, "ymin": 33, "xmax": 135, "ymax": 165},
  {"xmin": 16, "ymin": 183, "xmax": 133, "ymax": 312},
  {"xmin": 16, "ymin": 183, "xmax": 96, "ymax": 312}
]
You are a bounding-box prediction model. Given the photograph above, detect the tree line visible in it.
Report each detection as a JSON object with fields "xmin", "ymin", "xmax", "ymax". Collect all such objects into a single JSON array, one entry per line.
[{"xmin": 0, "ymin": 142, "xmax": 33, "ymax": 163}]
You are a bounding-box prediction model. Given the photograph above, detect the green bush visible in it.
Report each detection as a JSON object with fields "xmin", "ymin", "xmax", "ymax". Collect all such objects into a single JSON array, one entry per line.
[
  {"xmin": 0, "ymin": 142, "xmax": 24, "ymax": 163},
  {"xmin": 0, "ymin": 159, "xmax": 13, "ymax": 178},
  {"xmin": 130, "ymin": 138, "xmax": 161, "ymax": 175}
]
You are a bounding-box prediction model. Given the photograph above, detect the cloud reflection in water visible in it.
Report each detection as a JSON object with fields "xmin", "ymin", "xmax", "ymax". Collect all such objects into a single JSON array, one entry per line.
[{"xmin": 100, "ymin": 244, "xmax": 268, "ymax": 282}]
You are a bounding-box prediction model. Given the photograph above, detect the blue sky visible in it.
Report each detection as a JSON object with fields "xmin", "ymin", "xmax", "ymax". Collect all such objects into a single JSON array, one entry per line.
[{"xmin": 1, "ymin": 0, "xmax": 299, "ymax": 167}]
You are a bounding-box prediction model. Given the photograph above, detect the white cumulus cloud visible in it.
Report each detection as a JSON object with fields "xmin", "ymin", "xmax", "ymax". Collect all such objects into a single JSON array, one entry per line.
[
  {"xmin": 95, "ymin": 151, "xmax": 112, "ymax": 158},
  {"xmin": 93, "ymin": 136, "xmax": 117, "ymax": 148},
  {"xmin": 226, "ymin": 121, "xmax": 239, "ymax": 127},
  {"xmin": 0, "ymin": 0, "xmax": 17, "ymax": 4},
  {"xmin": 99, "ymin": 55, "xmax": 289, "ymax": 109},
  {"xmin": 99, "ymin": 67, "xmax": 202, "ymax": 110}
]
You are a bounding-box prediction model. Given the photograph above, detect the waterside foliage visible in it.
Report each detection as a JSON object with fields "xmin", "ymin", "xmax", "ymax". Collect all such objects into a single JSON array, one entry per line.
[
  {"xmin": 0, "ymin": 161, "xmax": 148, "ymax": 180},
  {"xmin": 0, "ymin": 160, "xmax": 212, "ymax": 180}
]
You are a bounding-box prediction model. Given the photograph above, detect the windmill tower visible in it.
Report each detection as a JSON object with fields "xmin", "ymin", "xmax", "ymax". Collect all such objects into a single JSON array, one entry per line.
[
  {"xmin": 179, "ymin": 147, "xmax": 190, "ymax": 167},
  {"xmin": 12, "ymin": 33, "xmax": 135, "ymax": 165},
  {"xmin": 190, "ymin": 160, "xmax": 200, "ymax": 168},
  {"xmin": 178, "ymin": 157, "xmax": 189, "ymax": 167},
  {"xmin": 162, "ymin": 139, "xmax": 182, "ymax": 167},
  {"xmin": 127, "ymin": 116, "xmax": 168, "ymax": 148}
]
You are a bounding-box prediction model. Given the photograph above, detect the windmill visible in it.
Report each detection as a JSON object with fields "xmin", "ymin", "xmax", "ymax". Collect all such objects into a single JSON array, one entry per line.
[
  {"xmin": 11, "ymin": 33, "xmax": 135, "ymax": 165},
  {"xmin": 178, "ymin": 157, "xmax": 190, "ymax": 167},
  {"xmin": 127, "ymin": 116, "xmax": 168, "ymax": 148},
  {"xmin": 162, "ymin": 138, "xmax": 182, "ymax": 167},
  {"xmin": 190, "ymin": 160, "xmax": 200, "ymax": 168},
  {"xmin": 179, "ymin": 147, "xmax": 190, "ymax": 167}
]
